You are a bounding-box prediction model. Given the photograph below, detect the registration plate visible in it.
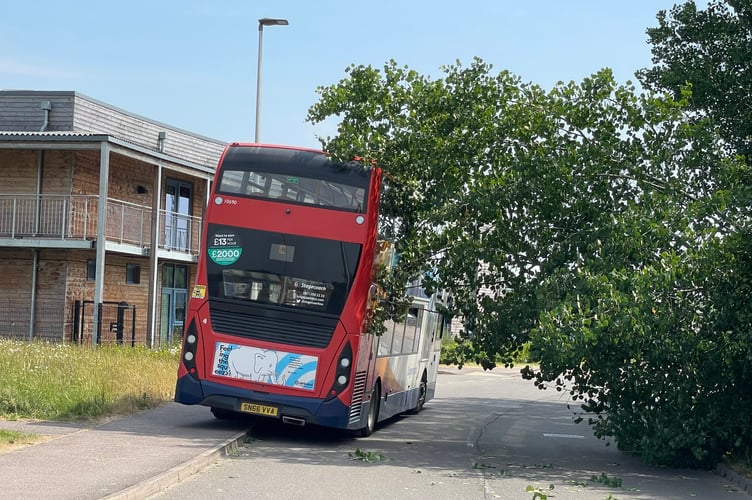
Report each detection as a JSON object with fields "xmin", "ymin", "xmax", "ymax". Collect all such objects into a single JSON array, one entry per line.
[{"xmin": 240, "ymin": 402, "xmax": 279, "ymax": 417}]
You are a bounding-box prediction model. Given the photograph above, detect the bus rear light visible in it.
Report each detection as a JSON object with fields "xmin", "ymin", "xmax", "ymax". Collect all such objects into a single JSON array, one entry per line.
[
  {"xmin": 324, "ymin": 341, "xmax": 353, "ymax": 401},
  {"xmin": 183, "ymin": 320, "xmax": 199, "ymax": 380}
]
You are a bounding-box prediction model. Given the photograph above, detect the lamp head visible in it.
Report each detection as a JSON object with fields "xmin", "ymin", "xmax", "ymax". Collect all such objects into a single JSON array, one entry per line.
[{"xmin": 258, "ymin": 18, "xmax": 289, "ymax": 28}]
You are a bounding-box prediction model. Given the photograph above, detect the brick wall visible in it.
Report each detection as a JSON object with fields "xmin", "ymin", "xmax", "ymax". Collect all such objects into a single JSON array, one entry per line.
[
  {"xmin": 0, "ymin": 148, "xmax": 76, "ymax": 195},
  {"xmin": 65, "ymin": 252, "xmax": 150, "ymax": 344},
  {"xmin": 0, "ymin": 249, "xmax": 156, "ymax": 344},
  {"xmin": 0, "ymin": 150, "xmax": 39, "ymax": 193},
  {"xmin": 71, "ymin": 150, "xmax": 153, "ymax": 201},
  {"xmin": 0, "ymin": 249, "xmax": 66, "ymax": 340},
  {"xmin": 0, "ymin": 248, "xmax": 33, "ymax": 302},
  {"xmin": 41, "ymin": 151, "xmax": 74, "ymax": 194},
  {"xmin": 0, "ymin": 249, "xmax": 34, "ymax": 338},
  {"xmin": 35, "ymin": 250, "xmax": 68, "ymax": 340},
  {"xmin": 65, "ymin": 256, "xmax": 198, "ymax": 346}
]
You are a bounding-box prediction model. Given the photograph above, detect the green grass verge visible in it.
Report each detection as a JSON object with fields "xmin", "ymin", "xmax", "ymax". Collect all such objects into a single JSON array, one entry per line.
[
  {"xmin": 0, "ymin": 428, "xmax": 44, "ymax": 452},
  {"xmin": 0, "ymin": 339, "xmax": 179, "ymax": 421}
]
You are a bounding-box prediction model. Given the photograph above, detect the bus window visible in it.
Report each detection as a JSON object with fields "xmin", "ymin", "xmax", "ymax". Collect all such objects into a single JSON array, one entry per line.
[
  {"xmin": 246, "ymin": 173, "xmax": 267, "ymax": 195},
  {"xmin": 411, "ymin": 308, "xmax": 424, "ymax": 353},
  {"xmin": 401, "ymin": 307, "xmax": 418, "ymax": 354},
  {"xmin": 379, "ymin": 320, "xmax": 395, "ymax": 356},
  {"xmin": 222, "ymin": 270, "xmax": 283, "ymax": 303},
  {"xmin": 219, "ymin": 171, "xmax": 244, "ymax": 194},
  {"xmin": 207, "ymin": 225, "xmax": 360, "ymax": 315},
  {"xmin": 218, "ymin": 169, "xmax": 366, "ymax": 212},
  {"xmin": 391, "ymin": 317, "xmax": 406, "ymax": 355}
]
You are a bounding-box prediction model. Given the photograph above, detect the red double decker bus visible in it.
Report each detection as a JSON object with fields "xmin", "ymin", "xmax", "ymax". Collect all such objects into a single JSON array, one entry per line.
[{"xmin": 175, "ymin": 143, "xmax": 444, "ymax": 436}]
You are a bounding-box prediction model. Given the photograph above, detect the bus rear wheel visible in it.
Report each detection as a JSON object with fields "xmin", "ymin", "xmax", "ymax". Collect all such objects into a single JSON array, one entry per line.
[
  {"xmin": 357, "ymin": 385, "xmax": 380, "ymax": 437},
  {"xmin": 409, "ymin": 375, "xmax": 427, "ymax": 414}
]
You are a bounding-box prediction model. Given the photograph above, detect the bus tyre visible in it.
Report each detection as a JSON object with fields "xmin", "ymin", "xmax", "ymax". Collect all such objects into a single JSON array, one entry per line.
[
  {"xmin": 357, "ymin": 385, "xmax": 380, "ymax": 437},
  {"xmin": 409, "ymin": 375, "xmax": 427, "ymax": 414}
]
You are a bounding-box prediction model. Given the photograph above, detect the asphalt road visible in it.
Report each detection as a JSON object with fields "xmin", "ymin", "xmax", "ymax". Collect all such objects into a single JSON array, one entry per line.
[{"xmin": 150, "ymin": 367, "xmax": 747, "ymax": 499}]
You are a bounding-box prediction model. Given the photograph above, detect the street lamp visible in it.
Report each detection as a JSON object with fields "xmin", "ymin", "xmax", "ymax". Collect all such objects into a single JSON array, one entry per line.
[{"xmin": 255, "ymin": 17, "xmax": 289, "ymax": 143}]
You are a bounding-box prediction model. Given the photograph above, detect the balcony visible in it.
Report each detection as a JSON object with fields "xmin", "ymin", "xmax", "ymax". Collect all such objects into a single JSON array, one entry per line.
[{"xmin": 0, "ymin": 194, "xmax": 202, "ymax": 258}]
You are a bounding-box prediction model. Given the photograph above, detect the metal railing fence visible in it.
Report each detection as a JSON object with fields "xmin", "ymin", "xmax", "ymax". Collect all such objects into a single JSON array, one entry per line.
[
  {"xmin": 0, "ymin": 194, "xmax": 97, "ymax": 239},
  {"xmin": 0, "ymin": 194, "xmax": 201, "ymax": 255}
]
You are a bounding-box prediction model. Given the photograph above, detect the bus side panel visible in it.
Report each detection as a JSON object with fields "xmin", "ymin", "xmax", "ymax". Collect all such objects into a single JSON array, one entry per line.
[
  {"xmin": 350, "ymin": 332, "xmax": 376, "ymax": 429},
  {"xmin": 373, "ymin": 353, "xmax": 422, "ymax": 421}
]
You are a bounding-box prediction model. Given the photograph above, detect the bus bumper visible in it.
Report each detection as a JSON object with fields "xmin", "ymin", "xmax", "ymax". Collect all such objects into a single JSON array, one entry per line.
[{"xmin": 175, "ymin": 374, "xmax": 352, "ymax": 430}]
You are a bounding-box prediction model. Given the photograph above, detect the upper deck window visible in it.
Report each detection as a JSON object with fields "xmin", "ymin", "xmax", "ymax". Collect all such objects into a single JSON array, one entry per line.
[
  {"xmin": 218, "ymin": 170, "xmax": 365, "ymax": 212},
  {"xmin": 215, "ymin": 146, "xmax": 371, "ymax": 213}
]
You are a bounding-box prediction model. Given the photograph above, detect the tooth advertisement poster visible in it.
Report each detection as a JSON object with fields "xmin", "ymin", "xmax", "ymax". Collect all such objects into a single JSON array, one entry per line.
[{"xmin": 212, "ymin": 342, "xmax": 318, "ymax": 391}]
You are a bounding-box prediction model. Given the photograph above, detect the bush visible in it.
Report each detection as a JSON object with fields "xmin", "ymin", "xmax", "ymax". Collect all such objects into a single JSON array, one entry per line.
[{"xmin": 440, "ymin": 336, "xmax": 537, "ymax": 366}]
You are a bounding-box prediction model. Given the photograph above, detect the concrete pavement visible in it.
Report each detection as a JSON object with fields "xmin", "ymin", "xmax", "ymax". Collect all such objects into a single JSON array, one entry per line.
[{"xmin": 0, "ymin": 403, "xmax": 251, "ymax": 500}]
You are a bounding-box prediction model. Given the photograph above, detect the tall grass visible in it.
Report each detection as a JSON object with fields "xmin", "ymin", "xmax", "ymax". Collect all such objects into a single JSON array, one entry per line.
[{"xmin": 0, "ymin": 340, "xmax": 179, "ymax": 421}]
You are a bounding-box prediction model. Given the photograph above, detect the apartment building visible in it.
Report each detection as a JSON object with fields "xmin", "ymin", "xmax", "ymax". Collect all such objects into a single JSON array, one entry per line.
[{"xmin": 0, "ymin": 90, "xmax": 225, "ymax": 346}]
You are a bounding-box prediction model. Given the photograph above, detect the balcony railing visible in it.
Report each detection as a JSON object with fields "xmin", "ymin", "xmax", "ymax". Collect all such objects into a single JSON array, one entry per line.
[
  {"xmin": 106, "ymin": 199, "xmax": 152, "ymax": 247},
  {"xmin": 0, "ymin": 194, "xmax": 201, "ymax": 256},
  {"xmin": 0, "ymin": 194, "xmax": 96, "ymax": 239},
  {"xmin": 159, "ymin": 208, "xmax": 202, "ymax": 254}
]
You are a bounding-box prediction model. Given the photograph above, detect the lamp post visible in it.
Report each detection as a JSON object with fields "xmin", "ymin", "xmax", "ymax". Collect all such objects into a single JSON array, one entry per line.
[{"xmin": 255, "ymin": 17, "xmax": 289, "ymax": 143}]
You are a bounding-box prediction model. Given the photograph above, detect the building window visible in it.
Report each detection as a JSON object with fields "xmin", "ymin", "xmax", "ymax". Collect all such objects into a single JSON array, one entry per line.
[
  {"xmin": 164, "ymin": 178, "xmax": 193, "ymax": 251},
  {"xmin": 126, "ymin": 264, "xmax": 141, "ymax": 284},
  {"xmin": 87, "ymin": 259, "xmax": 96, "ymax": 281},
  {"xmin": 161, "ymin": 264, "xmax": 190, "ymax": 345}
]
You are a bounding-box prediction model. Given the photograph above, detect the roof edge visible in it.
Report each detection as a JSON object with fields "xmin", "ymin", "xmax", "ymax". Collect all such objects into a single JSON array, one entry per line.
[{"xmin": 0, "ymin": 89, "xmax": 226, "ymax": 146}]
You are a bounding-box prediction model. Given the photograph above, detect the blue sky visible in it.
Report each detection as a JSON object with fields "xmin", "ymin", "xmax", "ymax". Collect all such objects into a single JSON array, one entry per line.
[{"xmin": 1, "ymin": 1, "xmax": 684, "ymax": 149}]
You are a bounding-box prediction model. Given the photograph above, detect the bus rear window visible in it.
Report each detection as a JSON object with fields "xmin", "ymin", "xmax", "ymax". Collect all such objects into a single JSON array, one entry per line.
[
  {"xmin": 222, "ymin": 271, "xmax": 332, "ymax": 310},
  {"xmin": 218, "ymin": 170, "xmax": 365, "ymax": 212},
  {"xmin": 206, "ymin": 225, "xmax": 361, "ymax": 315}
]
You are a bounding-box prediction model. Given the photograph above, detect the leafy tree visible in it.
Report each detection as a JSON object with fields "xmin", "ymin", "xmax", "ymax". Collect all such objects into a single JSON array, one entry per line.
[
  {"xmin": 307, "ymin": 59, "xmax": 751, "ymax": 466},
  {"xmin": 634, "ymin": 0, "xmax": 752, "ymax": 465},
  {"xmin": 637, "ymin": 0, "xmax": 752, "ymax": 162}
]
